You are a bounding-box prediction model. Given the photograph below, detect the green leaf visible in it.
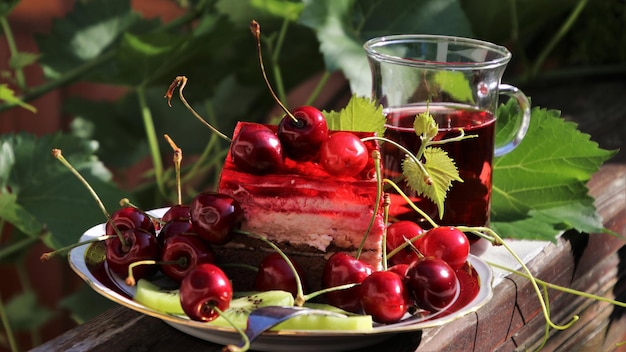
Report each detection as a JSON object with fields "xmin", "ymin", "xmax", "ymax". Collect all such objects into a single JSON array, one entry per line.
[
  {"xmin": 5, "ymin": 291, "xmax": 55, "ymax": 331},
  {"xmin": 323, "ymin": 95, "xmax": 386, "ymax": 135},
  {"xmin": 0, "ymin": 84, "xmax": 36, "ymax": 113},
  {"xmin": 491, "ymin": 104, "xmax": 617, "ymax": 240},
  {"xmin": 0, "ymin": 133, "xmax": 127, "ymax": 249},
  {"xmin": 413, "ymin": 110, "xmax": 438, "ymax": 140},
  {"xmin": 9, "ymin": 52, "xmax": 40, "ymax": 70},
  {"xmin": 300, "ymin": 0, "xmax": 474, "ymax": 96},
  {"xmin": 35, "ymin": 0, "xmax": 150, "ymax": 79},
  {"xmin": 403, "ymin": 147, "xmax": 461, "ymax": 218},
  {"xmin": 0, "ymin": 193, "xmax": 44, "ymax": 237},
  {"xmin": 216, "ymin": 0, "xmax": 304, "ymax": 23}
]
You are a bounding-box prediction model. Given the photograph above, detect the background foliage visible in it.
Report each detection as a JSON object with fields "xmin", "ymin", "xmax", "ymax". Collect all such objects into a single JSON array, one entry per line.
[{"xmin": 0, "ymin": 0, "xmax": 623, "ymax": 350}]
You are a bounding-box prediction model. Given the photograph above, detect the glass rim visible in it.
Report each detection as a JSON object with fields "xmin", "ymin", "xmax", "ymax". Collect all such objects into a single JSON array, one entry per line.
[{"xmin": 363, "ymin": 34, "xmax": 512, "ymax": 69}]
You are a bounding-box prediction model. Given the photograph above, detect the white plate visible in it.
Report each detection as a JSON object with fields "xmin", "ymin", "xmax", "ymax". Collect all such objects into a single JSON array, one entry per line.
[{"xmin": 68, "ymin": 208, "xmax": 493, "ymax": 351}]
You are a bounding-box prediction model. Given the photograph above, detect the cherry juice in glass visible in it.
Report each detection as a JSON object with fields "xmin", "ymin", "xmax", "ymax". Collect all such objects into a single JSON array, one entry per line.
[{"xmin": 382, "ymin": 103, "xmax": 495, "ymax": 228}]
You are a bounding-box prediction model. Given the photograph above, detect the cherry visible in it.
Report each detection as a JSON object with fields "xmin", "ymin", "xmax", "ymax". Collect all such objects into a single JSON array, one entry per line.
[
  {"xmin": 440, "ymin": 261, "xmax": 480, "ymax": 316},
  {"xmin": 418, "ymin": 226, "xmax": 469, "ymax": 270},
  {"xmin": 179, "ymin": 263, "xmax": 232, "ymax": 322},
  {"xmin": 105, "ymin": 228, "xmax": 160, "ymax": 280},
  {"xmin": 405, "ymin": 257, "xmax": 458, "ymax": 312},
  {"xmin": 388, "ymin": 263, "xmax": 410, "ymax": 278},
  {"xmin": 360, "ymin": 270, "xmax": 410, "ymax": 323},
  {"xmin": 160, "ymin": 233, "xmax": 215, "ymax": 283},
  {"xmin": 105, "ymin": 206, "xmax": 156, "ymax": 238},
  {"xmin": 277, "ymin": 106, "xmax": 328, "ymax": 161},
  {"xmin": 322, "ymin": 252, "xmax": 374, "ymax": 313},
  {"xmin": 253, "ymin": 252, "xmax": 307, "ymax": 297},
  {"xmin": 386, "ymin": 220, "xmax": 424, "ymax": 266},
  {"xmin": 320, "ymin": 132, "xmax": 369, "ymax": 177},
  {"xmin": 189, "ymin": 192, "xmax": 243, "ymax": 245},
  {"xmin": 157, "ymin": 218, "xmax": 194, "ymax": 247},
  {"xmin": 230, "ymin": 123, "xmax": 284, "ymax": 174},
  {"xmin": 161, "ymin": 204, "xmax": 190, "ymax": 223}
]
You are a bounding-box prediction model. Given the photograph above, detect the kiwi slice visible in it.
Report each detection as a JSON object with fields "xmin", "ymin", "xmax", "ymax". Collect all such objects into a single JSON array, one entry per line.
[
  {"xmin": 208, "ymin": 290, "xmax": 295, "ymax": 328},
  {"xmin": 134, "ymin": 279, "xmax": 185, "ymax": 315},
  {"xmin": 210, "ymin": 293, "xmax": 372, "ymax": 331},
  {"xmin": 276, "ymin": 302, "xmax": 373, "ymax": 331},
  {"xmin": 134, "ymin": 283, "xmax": 373, "ymax": 331}
]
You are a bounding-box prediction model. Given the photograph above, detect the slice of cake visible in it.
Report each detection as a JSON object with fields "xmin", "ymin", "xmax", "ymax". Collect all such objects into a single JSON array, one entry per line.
[{"xmin": 215, "ymin": 122, "xmax": 385, "ymax": 292}]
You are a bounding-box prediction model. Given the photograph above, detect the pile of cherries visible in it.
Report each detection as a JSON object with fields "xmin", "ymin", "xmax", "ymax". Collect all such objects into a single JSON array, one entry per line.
[
  {"xmin": 231, "ymin": 106, "xmax": 371, "ymax": 178},
  {"xmin": 104, "ymin": 185, "xmax": 478, "ymax": 325},
  {"xmin": 103, "ymin": 191, "xmax": 243, "ymax": 322},
  {"xmin": 322, "ymin": 221, "xmax": 477, "ymax": 323}
]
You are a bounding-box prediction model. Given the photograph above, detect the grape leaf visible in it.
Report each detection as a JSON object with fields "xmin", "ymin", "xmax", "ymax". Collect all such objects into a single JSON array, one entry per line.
[
  {"xmin": 0, "ymin": 133, "xmax": 127, "ymax": 249},
  {"xmin": 35, "ymin": 0, "xmax": 150, "ymax": 79},
  {"xmin": 491, "ymin": 103, "xmax": 617, "ymax": 240},
  {"xmin": 323, "ymin": 95, "xmax": 386, "ymax": 136},
  {"xmin": 403, "ymin": 147, "xmax": 462, "ymax": 217},
  {"xmin": 216, "ymin": 0, "xmax": 304, "ymax": 23},
  {"xmin": 413, "ymin": 109, "xmax": 438, "ymax": 140}
]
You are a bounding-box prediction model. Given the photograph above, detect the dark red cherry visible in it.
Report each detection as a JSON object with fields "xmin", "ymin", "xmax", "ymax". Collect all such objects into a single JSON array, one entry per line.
[
  {"xmin": 277, "ymin": 106, "xmax": 328, "ymax": 161},
  {"xmin": 230, "ymin": 123, "xmax": 283, "ymax": 174},
  {"xmin": 179, "ymin": 263, "xmax": 232, "ymax": 322},
  {"xmin": 162, "ymin": 204, "xmax": 190, "ymax": 223},
  {"xmin": 160, "ymin": 233, "xmax": 215, "ymax": 283},
  {"xmin": 322, "ymin": 252, "xmax": 374, "ymax": 313},
  {"xmin": 105, "ymin": 206, "xmax": 155, "ymax": 237},
  {"xmin": 189, "ymin": 192, "xmax": 243, "ymax": 245},
  {"xmin": 418, "ymin": 226, "xmax": 469, "ymax": 270},
  {"xmin": 386, "ymin": 220, "xmax": 424, "ymax": 266},
  {"xmin": 360, "ymin": 270, "xmax": 409, "ymax": 323},
  {"xmin": 388, "ymin": 263, "xmax": 410, "ymax": 278},
  {"xmin": 105, "ymin": 228, "xmax": 160, "ymax": 280},
  {"xmin": 320, "ymin": 132, "xmax": 369, "ymax": 177},
  {"xmin": 254, "ymin": 252, "xmax": 307, "ymax": 297},
  {"xmin": 157, "ymin": 218, "xmax": 193, "ymax": 247},
  {"xmin": 405, "ymin": 257, "xmax": 458, "ymax": 312}
]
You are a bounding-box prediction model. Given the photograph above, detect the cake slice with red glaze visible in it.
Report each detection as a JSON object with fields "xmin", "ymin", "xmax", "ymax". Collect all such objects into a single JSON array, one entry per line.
[{"xmin": 216, "ymin": 121, "xmax": 384, "ymax": 291}]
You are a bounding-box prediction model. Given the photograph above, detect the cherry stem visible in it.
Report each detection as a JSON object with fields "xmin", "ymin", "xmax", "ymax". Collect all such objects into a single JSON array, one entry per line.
[
  {"xmin": 40, "ymin": 235, "xmax": 111, "ymax": 261},
  {"xmin": 164, "ymin": 134, "xmax": 183, "ymax": 205},
  {"xmin": 428, "ymin": 128, "xmax": 477, "ymax": 146},
  {"xmin": 355, "ymin": 150, "xmax": 383, "ymax": 260},
  {"xmin": 385, "ymin": 233, "xmax": 426, "ymax": 260},
  {"xmin": 218, "ymin": 305, "xmax": 250, "ymax": 352},
  {"xmin": 51, "ymin": 149, "xmax": 129, "ymax": 251},
  {"xmin": 487, "ymin": 260, "xmax": 626, "ymax": 308},
  {"xmin": 458, "ymin": 226, "xmax": 579, "ymax": 331},
  {"xmin": 302, "ymin": 283, "xmax": 358, "ymax": 302},
  {"xmin": 235, "ymin": 229, "xmax": 305, "ymax": 307},
  {"xmin": 164, "ymin": 76, "xmax": 232, "ymax": 142},
  {"xmin": 361, "ymin": 136, "xmax": 433, "ymax": 186},
  {"xmin": 381, "ymin": 193, "xmax": 391, "ymax": 271},
  {"xmin": 119, "ymin": 198, "xmax": 165, "ymax": 226},
  {"xmin": 125, "ymin": 258, "xmax": 187, "ymax": 286},
  {"xmin": 249, "ymin": 20, "xmax": 297, "ymax": 124},
  {"xmin": 382, "ymin": 178, "xmax": 439, "ymax": 228}
]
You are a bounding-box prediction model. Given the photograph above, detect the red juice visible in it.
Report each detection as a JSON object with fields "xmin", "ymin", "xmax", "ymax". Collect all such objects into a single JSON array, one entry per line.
[{"xmin": 382, "ymin": 103, "xmax": 495, "ymax": 228}]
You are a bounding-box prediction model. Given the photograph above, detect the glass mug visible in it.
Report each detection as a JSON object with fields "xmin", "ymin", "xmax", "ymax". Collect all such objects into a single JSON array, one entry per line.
[{"xmin": 364, "ymin": 34, "xmax": 530, "ymax": 230}]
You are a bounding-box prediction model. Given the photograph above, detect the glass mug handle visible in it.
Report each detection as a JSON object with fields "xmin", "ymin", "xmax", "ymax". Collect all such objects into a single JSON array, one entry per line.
[{"xmin": 494, "ymin": 84, "xmax": 531, "ymax": 157}]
